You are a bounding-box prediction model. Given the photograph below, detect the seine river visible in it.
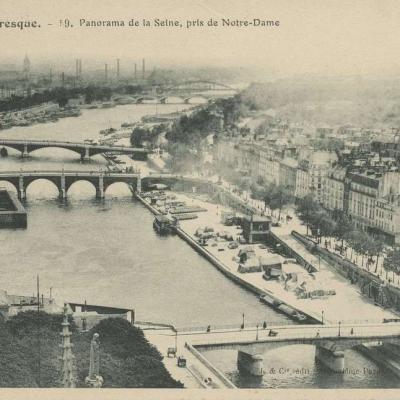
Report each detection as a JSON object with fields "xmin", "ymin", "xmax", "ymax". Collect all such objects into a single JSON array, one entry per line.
[{"xmin": 0, "ymin": 104, "xmax": 398, "ymax": 388}]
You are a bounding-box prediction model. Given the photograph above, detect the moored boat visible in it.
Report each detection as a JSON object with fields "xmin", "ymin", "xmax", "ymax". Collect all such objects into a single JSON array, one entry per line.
[{"xmin": 153, "ymin": 215, "xmax": 174, "ymax": 235}]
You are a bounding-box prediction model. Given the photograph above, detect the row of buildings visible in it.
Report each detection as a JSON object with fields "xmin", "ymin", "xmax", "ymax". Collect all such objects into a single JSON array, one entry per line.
[{"xmin": 216, "ymin": 137, "xmax": 400, "ymax": 245}]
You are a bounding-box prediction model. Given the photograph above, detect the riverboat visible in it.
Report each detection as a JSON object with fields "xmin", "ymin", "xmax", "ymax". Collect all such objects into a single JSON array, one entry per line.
[
  {"xmin": 260, "ymin": 294, "xmax": 282, "ymax": 307},
  {"xmin": 153, "ymin": 215, "xmax": 174, "ymax": 235}
]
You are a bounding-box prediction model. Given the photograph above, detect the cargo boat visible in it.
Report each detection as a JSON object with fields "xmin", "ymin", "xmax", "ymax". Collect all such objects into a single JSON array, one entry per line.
[{"xmin": 153, "ymin": 215, "xmax": 174, "ymax": 235}]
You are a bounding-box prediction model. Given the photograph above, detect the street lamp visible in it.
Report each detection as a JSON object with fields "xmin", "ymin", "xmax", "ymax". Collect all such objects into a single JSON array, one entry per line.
[
  {"xmin": 256, "ymin": 324, "xmax": 259, "ymax": 341},
  {"xmin": 241, "ymin": 313, "xmax": 245, "ymax": 329},
  {"xmin": 321, "ymin": 310, "xmax": 324, "ymax": 325},
  {"xmin": 338, "ymin": 321, "xmax": 341, "ymax": 337},
  {"xmin": 174, "ymin": 330, "xmax": 178, "ymax": 353}
]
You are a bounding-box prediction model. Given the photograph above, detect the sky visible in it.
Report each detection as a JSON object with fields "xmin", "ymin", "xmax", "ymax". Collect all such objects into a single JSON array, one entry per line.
[{"xmin": 1, "ymin": 0, "xmax": 400, "ymax": 78}]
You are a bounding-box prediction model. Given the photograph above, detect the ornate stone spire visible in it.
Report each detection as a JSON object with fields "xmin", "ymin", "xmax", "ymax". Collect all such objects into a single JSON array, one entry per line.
[{"xmin": 60, "ymin": 303, "xmax": 76, "ymax": 388}]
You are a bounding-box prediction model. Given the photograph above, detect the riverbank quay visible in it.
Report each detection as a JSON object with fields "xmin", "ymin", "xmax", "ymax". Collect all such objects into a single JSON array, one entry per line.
[
  {"xmin": 179, "ymin": 192, "xmax": 398, "ymax": 323},
  {"xmin": 136, "ymin": 180, "xmax": 399, "ymax": 325},
  {"xmin": 0, "ymin": 103, "xmax": 81, "ymax": 130},
  {"xmin": 134, "ymin": 190, "xmax": 318, "ymax": 324}
]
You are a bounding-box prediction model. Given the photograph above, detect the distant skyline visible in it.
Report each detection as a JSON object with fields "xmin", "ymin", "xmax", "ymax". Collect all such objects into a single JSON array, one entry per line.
[{"xmin": 1, "ymin": 0, "xmax": 400, "ymax": 80}]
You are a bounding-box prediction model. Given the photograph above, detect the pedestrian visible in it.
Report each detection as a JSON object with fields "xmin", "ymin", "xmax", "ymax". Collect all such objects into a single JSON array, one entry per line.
[
  {"xmin": 350, "ymin": 328, "xmax": 354, "ymax": 335},
  {"xmin": 263, "ymin": 321, "xmax": 267, "ymax": 329}
]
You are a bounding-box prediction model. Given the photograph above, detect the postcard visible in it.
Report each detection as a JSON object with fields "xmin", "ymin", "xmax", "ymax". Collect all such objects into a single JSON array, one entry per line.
[{"xmin": 0, "ymin": 1, "xmax": 400, "ymax": 399}]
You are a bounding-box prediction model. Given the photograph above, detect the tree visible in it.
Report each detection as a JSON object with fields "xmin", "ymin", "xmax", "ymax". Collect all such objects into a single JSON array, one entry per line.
[
  {"xmin": 332, "ymin": 210, "xmax": 354, "ymax": 250},
  {"xmin": 346, "ymin": 229, "xmax": 373, "ymax": 267},
  {"xmin": 384, "ymin": 249, "xmax": 400, "ymax": 282},
  {"xmin": 316, "ymin": 212, "xmax": 337, "ymax": 245},
  {"xmin": 369, "ymin": 235, "xmax": 386, "ymax": 273},
  {"xmin": 298, "ymin": 194, "xmax": 321, "ymax": 235},
  {"xmin": 130, "ymin": 127, "xmax": 150, "ymax": 148},
  {"xmin": 343, "ymin": 229, "xmax": 360, "ymax": 260},
  {"xmin": 267, "ymin": 184, "xmax": 293, "ymax": 220},
  {"xmin": 250, "ymin": 181, "xmax": 270, "ymax": 209}
]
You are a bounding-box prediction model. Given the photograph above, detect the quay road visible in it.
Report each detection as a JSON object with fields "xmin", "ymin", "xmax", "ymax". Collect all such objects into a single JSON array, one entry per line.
[{"xmin": 0, "ymin": 138, "xmax": 148, "ymax": 160}]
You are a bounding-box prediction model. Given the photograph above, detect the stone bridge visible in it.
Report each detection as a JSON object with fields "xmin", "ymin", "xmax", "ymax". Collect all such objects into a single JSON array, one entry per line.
[
  {"xmin": 141, "ymin": 173, "xmax": 217, "ymax": 191},
  {"xmin": 0, "ymin": 139, "xmax": 148, "ymax": 161},
  {"xmin": 0, "ymin": 170, "xmax": 140, "ymax": 200},
  {"xmin": 184, "ymin": 322, "xmax": 400, "ymax": 375},
  {"xmin": 135, "ymin": 95, "xmax": 210, "ymax": 104}
]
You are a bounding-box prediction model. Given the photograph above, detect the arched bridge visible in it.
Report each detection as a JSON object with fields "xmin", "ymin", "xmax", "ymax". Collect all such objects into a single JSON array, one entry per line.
[
  {"xmin": 0, "ymin": 139, "xmax": 148, "ymax": 161},
  {"xmin": 184, "ymin": 322, "xmax": 400, "ymax": 375},
  {"xmin": 0, "ymin": 170, "xmax": 140, "ymax": 200},
  {"xmin": 135, "ymin": 95, "xmax": 209, "ymax": 104},
  {"xmin": 166, "ymin": 80, "xmax": 236, "ymax": 92}
]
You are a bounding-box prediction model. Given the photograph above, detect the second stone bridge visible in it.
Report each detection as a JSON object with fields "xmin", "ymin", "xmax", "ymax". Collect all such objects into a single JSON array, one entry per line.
[
  {"xmin": 0, "ymin": 170, "xmax": 141, "ymax": 200},
  {"xmin": 187, "ymin": 322, "xmax": 400, "ymax": 376}
]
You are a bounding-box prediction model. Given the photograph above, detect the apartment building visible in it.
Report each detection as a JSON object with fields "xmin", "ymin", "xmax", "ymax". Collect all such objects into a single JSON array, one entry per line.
[
  {"xmin": 279, "ymin": 157, "xmax": 298, "ymax": 193},
  {"xmin": 347, "ymin": 170, "xmax": 400, "ymax": 244},
  {"xmin": 295, "ymin": 161, "xmax": 311, "ymax": 199},
  {"xmin": 322, "ymin": 167, "xmax": 346, "ymax": 212}
]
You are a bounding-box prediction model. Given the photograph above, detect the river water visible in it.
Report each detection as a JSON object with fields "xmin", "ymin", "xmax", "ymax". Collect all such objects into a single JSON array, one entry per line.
[{"xmin": 0, "ymin": 103, "xmax": 398, "ymax": 388}]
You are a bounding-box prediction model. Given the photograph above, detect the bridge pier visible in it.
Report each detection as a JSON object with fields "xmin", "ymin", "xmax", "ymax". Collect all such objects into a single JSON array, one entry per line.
[
  {"xmin": 237, "ymin": 351, "xmax": 264, "ymax": 376},
  {"xmin": 96, "ymin": 175, "xmax": 105, "ymax": 199},
  {"xmin": 21, "ymin": 144, "xmax": 29, "ymax": 158},
  {"xmin": 59, "ymin": 175, "xmax": 66, "ymax": 199},
  {"xmin": 315, "ymin": 345, "xmax": 345, "ymax": 372},
  {"xmin": 96, "ymin": 188, "xmax": 104, "ymax": 199},
  {"xmin": 18, "ymin": 176, "xmax": 26, "ymax": 200},
  {"xmin": 81, "ymin": 147, "xmax": 90, "ymax": 162}
]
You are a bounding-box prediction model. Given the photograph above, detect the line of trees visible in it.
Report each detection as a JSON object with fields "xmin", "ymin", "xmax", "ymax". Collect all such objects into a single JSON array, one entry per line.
[
  {"xmin": 250, "ymin": 180, "xmax": 294, "ymax": 220},
  {"xmin": 297, "ymin": 195, "xmax": 400, "ymax": 279}
]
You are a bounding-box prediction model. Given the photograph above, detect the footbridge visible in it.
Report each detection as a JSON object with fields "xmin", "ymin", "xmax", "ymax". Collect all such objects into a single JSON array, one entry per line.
[
  {"xmin": 0, "ymin": 139, "xmax": 148, "ymax": 161},
  {"xmin": 180, "ymin": 322, "xmax": 400, "ymax": 375},
  {"xmin": 0, "ymin": 170, "xmax": 140, "ymax": 200}
]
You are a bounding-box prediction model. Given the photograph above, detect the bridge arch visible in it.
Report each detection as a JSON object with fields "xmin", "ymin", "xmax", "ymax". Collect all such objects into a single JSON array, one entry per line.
[
  {"xmin": 25, "ymin": 178, "xmax": 60, "ymax": 198},
  {"xmin": 65, "ymin": 179, "xmax": 98, "ymax": 197},
  {"xmin": 0, "ymin": 143, "xmax": 25, "ymax": 155},
  {"xmin": 26, "ymin": 146, "xmax": 83, "ymax": 158},
  {"xmin": 103, "ymin": 181, "xmax": 134, "ymax": 197},
  {"xmin": 0, "ymin": 179, "xmax": 18, "ymax": 193}
]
